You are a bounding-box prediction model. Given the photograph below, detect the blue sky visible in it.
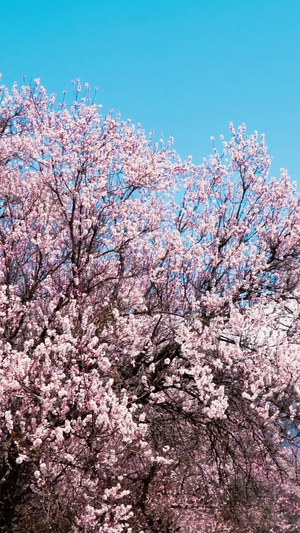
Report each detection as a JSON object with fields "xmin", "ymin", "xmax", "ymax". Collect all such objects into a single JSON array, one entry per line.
[{"xmin": 1, "ymin": 0, "xmax": 299, "ymax": 181}]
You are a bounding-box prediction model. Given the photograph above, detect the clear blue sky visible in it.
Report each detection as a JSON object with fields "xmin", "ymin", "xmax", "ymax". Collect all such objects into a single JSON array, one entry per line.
[{"xmin": 1, "ymin": 0, "xmax": 299, "ymax": 181}]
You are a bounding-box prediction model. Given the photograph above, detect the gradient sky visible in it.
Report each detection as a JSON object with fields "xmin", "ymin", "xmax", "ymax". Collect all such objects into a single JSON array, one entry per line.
[{"xmin": 1, "ymin": 0, "xmax": 299, "ymax": 181}]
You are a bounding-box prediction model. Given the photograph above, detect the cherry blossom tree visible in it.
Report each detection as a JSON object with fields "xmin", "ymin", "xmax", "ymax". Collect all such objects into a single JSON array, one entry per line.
[{"xmin": 0, "ymin": 79, "xmax": 300, "ymax": 532}]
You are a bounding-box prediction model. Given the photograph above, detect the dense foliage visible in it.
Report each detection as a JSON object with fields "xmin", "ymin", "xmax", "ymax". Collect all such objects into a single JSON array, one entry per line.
[{"xmin": 1, "ymin": 80, "xmax": 300, "ymax": 532}]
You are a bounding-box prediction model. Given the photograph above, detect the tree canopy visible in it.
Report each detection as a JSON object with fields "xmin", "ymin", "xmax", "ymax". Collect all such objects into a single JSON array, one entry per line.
[{"xmin": 0, "ymin": 80, "xmax": 300, "ymax": 532}]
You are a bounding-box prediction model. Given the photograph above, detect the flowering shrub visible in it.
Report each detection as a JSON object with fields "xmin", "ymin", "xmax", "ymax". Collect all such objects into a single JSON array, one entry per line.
[{"xmin": 0, "ymin": 80, "xmax": 300, "ymax": 531}]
